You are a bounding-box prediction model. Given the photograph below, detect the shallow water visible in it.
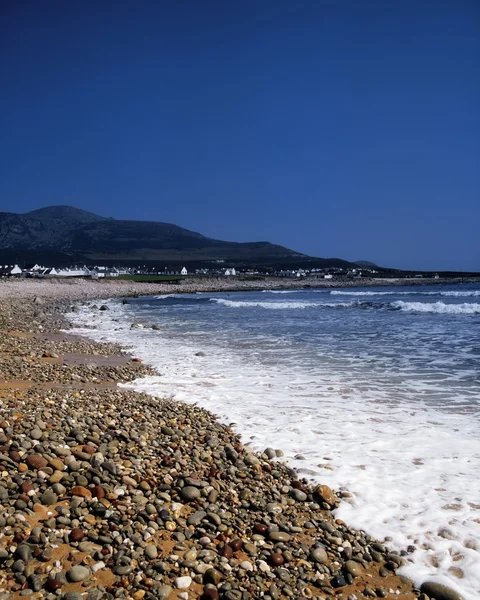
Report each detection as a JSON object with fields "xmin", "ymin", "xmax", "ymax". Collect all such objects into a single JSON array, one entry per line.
[{"xmin": 69, "ymin": 283, "xmax": 480, "ymax": 599}]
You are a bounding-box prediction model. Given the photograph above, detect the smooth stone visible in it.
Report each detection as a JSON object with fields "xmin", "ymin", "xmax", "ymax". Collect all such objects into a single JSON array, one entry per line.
[
  {"xmin": 268, "ymin": 531, "xmax": 291, "ymax": 543},
  {"xmin": 156, "ymin": 586, "xmax": 173, "ymax": 600},
  {"xmin": 174, "ymin": 576, "xmax": 192, "ymax": 589},
  {"xmin": 290, "ymin": 489, "xmax": 307, "ymax": 502},
  {"xmin": 66, "ymin": 566, "xmax": 90, "ymax": 582},
  {"xmin": 180, "ymin": 486, "xmax": 201, "ymax": 501},
  {"xmin": 345, "ymin": 560, "xmax": 363, "ymax": 577},
  {"xmin": 12, "ymin": 560, "xmax": 26, "ymax": 573},
  {"xmin": 420, "ymin": 582, "xmax": 464, "ymax": 600},
  {"xmin": 188, "ymin": 510, "xmax": 206, "ymax": 525},
  {"xmin": 145, "ymin": 545, "xmax": 158, "ymax": 560},
  {"xmin": 62, "ymin": 594, "xmax": 83, "ymax": 600},
  {"xmin": 41, "ymin": 490, "xmax": 58, "ymax": 505}
]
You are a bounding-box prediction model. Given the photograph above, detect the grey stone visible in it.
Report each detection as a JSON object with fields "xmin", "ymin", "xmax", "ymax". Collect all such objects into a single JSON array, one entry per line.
[
  {"xmin": 156, "ymin": 585, "xmax": 173, "ymax": 600},
  {"xmin": 145, "ymin": 545, "xmax": 158, "ymax": 560},
  {"xmin": 41, "ymin": 490, "xmax": 58, "ymax": 505},
  {"xmin": 345, "ymin": 560, "xmax": 362, "ymax": 577},
  {"xmin": 268, "ymin": 531, "xmax": 291, "ymax": 543},
  {"xmin": 180, "ymin": 486, "xmax": 201, "ymax": 501},
  {"xmin": 310, "ymin": 546, "xmax": 328, "ymax": 564},
  {"xmin": 66, "ymin": 565, "xmax": 90, "ymax": 582},
  {"xmin": 420, "ymin": 582, "xmax": 464, "ymax": 600},
  {"xmin": 188, "ymin": 510, "xmax": 207, "ymax": 525},
  {"xmin": 290, "ymin": 489, "xmax": 307, "ymax": 502}
]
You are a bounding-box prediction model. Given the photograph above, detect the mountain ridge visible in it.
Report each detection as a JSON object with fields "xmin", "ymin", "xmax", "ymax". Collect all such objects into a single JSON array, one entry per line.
[{"xmin": 0, "ymin": 205, "xmax": 356, "ymax": 269}]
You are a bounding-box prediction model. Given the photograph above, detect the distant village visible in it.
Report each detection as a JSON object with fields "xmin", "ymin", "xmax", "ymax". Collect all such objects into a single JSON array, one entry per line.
[{"xmin": 0, "ymin": 262, "xmax": 441, "ymax": 280}]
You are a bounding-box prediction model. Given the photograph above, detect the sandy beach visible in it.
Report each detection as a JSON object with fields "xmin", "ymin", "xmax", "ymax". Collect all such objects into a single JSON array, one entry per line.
[{"xmin": 0, "ymin": 280, "xmax": 465, "ymax": 600}]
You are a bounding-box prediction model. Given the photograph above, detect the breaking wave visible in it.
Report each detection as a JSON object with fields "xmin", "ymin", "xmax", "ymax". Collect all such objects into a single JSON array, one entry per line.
[
  {"xmin": 331, "ymin": 289, "xmax": 480, "ymax": 297},
  {"xmin": 392, "ymin": 301, "xmax": 480, "ymax": 315}
]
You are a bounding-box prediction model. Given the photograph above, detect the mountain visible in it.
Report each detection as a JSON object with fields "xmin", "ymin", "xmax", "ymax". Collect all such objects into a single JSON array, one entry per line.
[
  {"xmin": 355, "ymin": 260, "xmax": 379, "ymax": 268},
  {"xmin": 0, "ymin": 205, "xmax": 356, "ymax": 269}
]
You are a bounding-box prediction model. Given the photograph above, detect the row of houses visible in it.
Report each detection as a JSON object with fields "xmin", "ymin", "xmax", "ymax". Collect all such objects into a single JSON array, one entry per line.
[{"xmin": 0, "ymin": 264, "xmax": 122, "ymax": 278}]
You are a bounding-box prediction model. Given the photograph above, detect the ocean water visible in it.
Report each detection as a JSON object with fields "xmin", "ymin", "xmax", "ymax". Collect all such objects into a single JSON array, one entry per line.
[{"xmin": 68, "ymin": 283, "xmax": 480, "ymax": 599}]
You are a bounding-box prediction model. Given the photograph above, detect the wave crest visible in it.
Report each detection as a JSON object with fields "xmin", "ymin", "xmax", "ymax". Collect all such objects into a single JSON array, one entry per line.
[{"xmin": 392, "ymin": 301, "xmax": 480, "ymax": 315}]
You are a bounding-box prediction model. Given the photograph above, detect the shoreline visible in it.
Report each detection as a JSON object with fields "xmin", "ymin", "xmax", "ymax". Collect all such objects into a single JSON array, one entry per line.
[
  {"xmin": 0, "ymin": 275, "xmax": 479, "ymax": 303},
  {"xmin": 0, "ymin": 281, "xmax": 465, "ymax": 600}
]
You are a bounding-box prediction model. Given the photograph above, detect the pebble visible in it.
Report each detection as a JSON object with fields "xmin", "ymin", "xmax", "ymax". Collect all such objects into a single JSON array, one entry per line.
[
  {"xmin": 310, "ymin": 545, "xmax": 328, "ymax": 564},
  {"xmin": 181, "ymin": 486, "xmax": 201, "ymax": 501},
  {"xmin": 66, "ymin": 565, "xmax": 90, "ymax": 582},
  {"xmin": 420, "ymin": 582, "xmax": 464, "ymax": 600},
  {"xmin": 175, "ymin": 576, "xmax": 192, "ymax": 589}
]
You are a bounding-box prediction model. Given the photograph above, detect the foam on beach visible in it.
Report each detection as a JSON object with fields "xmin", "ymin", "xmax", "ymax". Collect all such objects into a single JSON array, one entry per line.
[{"xmin": 68, "ymin": 292, "xmax": 480, "ymax": 600}]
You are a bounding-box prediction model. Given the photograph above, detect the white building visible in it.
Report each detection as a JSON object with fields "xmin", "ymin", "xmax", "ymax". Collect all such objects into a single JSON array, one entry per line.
[{"xmin": 181, "ymin": 267, "xmax": 188, "ymax": 275}]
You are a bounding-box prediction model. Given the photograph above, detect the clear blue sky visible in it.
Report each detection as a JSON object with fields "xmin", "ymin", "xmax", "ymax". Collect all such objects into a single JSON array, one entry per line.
[{"xmin": 1, "ymin": 1, "xmax": 478, "ymax": 271}]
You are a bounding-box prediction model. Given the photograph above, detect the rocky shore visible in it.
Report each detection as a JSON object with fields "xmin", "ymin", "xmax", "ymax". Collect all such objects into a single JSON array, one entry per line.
[{"xmin": 0, "ymin": 281, "xmax": 464, "ymax": 600}]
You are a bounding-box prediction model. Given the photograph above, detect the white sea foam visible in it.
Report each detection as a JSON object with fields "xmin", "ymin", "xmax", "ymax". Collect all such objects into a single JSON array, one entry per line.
[
  {"xmin": 435, "ymin": 290, "xmax": 480, "ymax": 297},
  {"xmin": 261, "ymin": 289, "xmax": 302, "ymax": 294},
  {"xmin": 331, "ymin": 289, "xmax": 480, "ymax": 297},
  {"xmin": 392, "ymin": 301, "xmax": 480, "ymax": 315},
  {"xmin": 211, "ymin": 298, "xmax": 356, "ymax": 309},
  {"xmin": 68, "ymin": 299, "xmax": 480, "ymax": 599},
  {"xmin": 331, "ymin": 290, "xmax": 409, "ymax": 296}
]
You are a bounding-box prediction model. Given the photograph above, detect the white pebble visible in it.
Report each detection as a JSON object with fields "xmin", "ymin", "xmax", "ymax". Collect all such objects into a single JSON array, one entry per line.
[
  {"xmin": 174, "ymin": 576, "xmax": 192, "ymax": 589},
  {"xmin": 91, "ymin": 561, "xmax": 105, "ymax": 573},
  {"xmin": 257, "ymin": 560, "xmax": 270, "ymax": 573},
  {"xmin": 240, "ymin": 560, "xmax": 254, "ymax": 571}
]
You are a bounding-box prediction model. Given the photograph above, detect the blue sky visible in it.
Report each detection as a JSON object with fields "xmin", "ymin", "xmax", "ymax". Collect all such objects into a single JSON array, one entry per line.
[{"xmin": 0, "ymin": 1, "xmax": 478, "ymax": 271}]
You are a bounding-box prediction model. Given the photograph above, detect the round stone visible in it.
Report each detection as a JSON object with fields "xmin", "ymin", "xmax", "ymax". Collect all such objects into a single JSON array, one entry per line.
[
  {"xmin": 345, "ymin": 559, "xmax": 362, "ymax": 577},
  {"xmin": 420, "ymin": 582, "xmax": 464, "ymax": 600},
  {"xmin": 145, "ymin": 545, "xmax": 158, "ymax": 560},
  {"xmin": 290, "ymin": 489, "xmax": 307, "ymax": 502},
  {"xmin": 180, "ymin": 486, "xmax": 201, "ymax": 501},
  {"xmin": 174, "ymin": 576, "xmax": 192, "ymax": 589},
  {"xmin": 26, "ymin": 454, "xmax": 48, "ymax": 470},
  {"xmin": 40, "ymin": 490, "xmax": 58, "ymax": 505},
  {"xmin": 310, "ymin": 546, "xmax": 328, "ymax": 564},
  {"xmin": 268, "ymin": 531, "xmax": 291, "ymax": 543},
  {"xmin": 66, "ymin": 565, "xmax": 90, "ymax": 582}
]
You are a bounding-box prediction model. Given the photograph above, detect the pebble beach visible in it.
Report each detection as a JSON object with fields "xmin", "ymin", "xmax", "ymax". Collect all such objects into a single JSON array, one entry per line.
[{"xmin": 0, "ymin": 279, "xmax": 467, "ymax": 600}]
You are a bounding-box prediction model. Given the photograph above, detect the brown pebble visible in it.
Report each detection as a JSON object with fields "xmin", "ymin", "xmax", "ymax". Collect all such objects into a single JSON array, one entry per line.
[
  {"xmin": 91, "ymin": 485, "xmax": 105, "ymax": 498},
  {"xmin": 44, "ymin": 578, "xmax": 63, "ymax": 592},
  {"xmin": 202, "ymin": 589, "xmax": 220, "ymax": 600},
  {"xmin": 253, "ymin": 523, "xmax": 267, "ymax": 535},
  {"xmin": 18, "ymin": 463, "xmax": 28, "ymax": 472},
  {"xmin": 25, "ymin": 454, "xmax": 48, "ymax": 470},
  {"xmin": 229, "ymin": 539, "xmax": 243, "ymax": 552},
  {"xmin": 82, "ymin": 445, "xmax": 95, "ymax": 454},
  {"xmin": 70, "ymin": 528, "xmax": 85, "ymax": 542},
  {"xmin": 269, "ymin": 553, "xmax": 284, "ymax": 566},
  {"xmin": 9, "ymin": 451, "xmax": 21, "ymax": 463},
  {"xmin": 219, "ymin": 544, "xmax": 233, "ymax": 559},
  {"xmin": 70, "ymin": 485, "xmax": 92, "ymax": 498}
]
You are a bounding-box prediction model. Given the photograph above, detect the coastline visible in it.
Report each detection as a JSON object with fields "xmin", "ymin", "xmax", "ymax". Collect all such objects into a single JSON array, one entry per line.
[{"xmin": 0, "ymin": 281, "xmax": 465, "ymax": 600}]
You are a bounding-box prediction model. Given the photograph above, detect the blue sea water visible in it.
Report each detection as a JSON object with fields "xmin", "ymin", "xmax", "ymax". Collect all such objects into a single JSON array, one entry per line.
[{"xmin": 70, "ymin": 283, "xmax": 480, "ymax": 598}]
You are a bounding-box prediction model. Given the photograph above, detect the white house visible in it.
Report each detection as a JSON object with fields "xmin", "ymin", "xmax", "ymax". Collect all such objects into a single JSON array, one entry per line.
[
  {"xmin": 224, "ymin": 268, "xmax": 236, "ymax": 276},
  {"xmin": 0, "ymin": 265, "xmax": 22, "ymax": 276},
  {"xmin": 181, "ymin": 267, "xmax": 188, "ymax": 275},
  {"xmin": 56, "ymin": 268, "xmax": 90, "ymax": 277}
]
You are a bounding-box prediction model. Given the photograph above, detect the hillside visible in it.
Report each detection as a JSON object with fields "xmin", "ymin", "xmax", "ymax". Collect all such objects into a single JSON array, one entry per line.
[{"xmin": 0, "ymin": 206, "xmax": 355, "ymax": 269}]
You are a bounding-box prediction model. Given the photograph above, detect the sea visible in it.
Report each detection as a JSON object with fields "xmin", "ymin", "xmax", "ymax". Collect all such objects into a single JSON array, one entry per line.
[{"xmin": 68, "ymin": 283, "xmax": 480, "ymax": 599}]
